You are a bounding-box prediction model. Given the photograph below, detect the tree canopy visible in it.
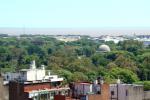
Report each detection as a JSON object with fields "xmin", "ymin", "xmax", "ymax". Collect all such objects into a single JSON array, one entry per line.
[{"xmin": 0, "ymin": 35, "xmax": 149, "ymax": 86}]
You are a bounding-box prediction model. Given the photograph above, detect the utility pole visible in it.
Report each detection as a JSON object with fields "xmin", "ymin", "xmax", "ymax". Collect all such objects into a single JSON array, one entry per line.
[
  {"xmin": 117, "ymin": 83, "xmax": 118, "ymax": 100},
  {"xmin": 116, "ymin": 77, "xmax": 120, "ymax": 100}
]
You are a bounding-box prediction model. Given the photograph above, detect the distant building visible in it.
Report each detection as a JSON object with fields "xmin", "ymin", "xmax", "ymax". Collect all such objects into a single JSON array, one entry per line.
[
  {"xmin": 98, "ymin": 44, "xmax": 111, "ymax": 52},
  {"xmin": 3, "ymin": 60, "xmax": 63, "ymax": 84},
  {"xmin": 134, "ymin": 35, "xmax": 150, "ymax": 46},
  {"xmin": 54, "ymin": 35, "xmax": 81, "ymax": 42},
  {"xmin": 92, "ymin": 35, "xmax": 126, "ymax": 44}
]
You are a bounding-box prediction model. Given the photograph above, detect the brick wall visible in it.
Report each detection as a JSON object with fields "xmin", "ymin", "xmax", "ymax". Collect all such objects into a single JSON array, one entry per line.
[
  {"xmin": 9, "ymin": 81, "xmax": 52, "ymax": 100},
  {"xmin": 101, "ymin": 83, "xmax": 110, "ymax": 100},
  {"xmin": 9, "ymin": 81, "xmax": 29, "ymax": 100},
  {"xmin": 54, "ymin": 95, "xmax": 72, "ymax": 100},
  {"xmin": 87, "ymin": 83, "xmax": 110, "ymax": 100}
]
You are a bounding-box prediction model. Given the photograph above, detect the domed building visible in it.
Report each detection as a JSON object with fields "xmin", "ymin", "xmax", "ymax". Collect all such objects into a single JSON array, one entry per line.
[{"xmin": 98, "ymin": 44, "xmax": 111, "ymax": 52}]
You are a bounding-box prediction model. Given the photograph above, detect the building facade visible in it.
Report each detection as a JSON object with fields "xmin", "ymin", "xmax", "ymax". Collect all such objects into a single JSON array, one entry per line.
[
  {"xmin": 110, "ymin": 84, "xmax": 143, "ymax": 100},
  {"xmin": 0, "ymin": 77, "xmax": 9, "ymax": 100},
  {"xmin": 9, "ymin": 81, "xmax": 69, "ymax": 100},
  {"xmin": 68, "ymin": 77, "xmax": 110, "ymax": 100},
  {"xmin": 3, "ymin": 61, "xmax": 69, "ymax": 100}
]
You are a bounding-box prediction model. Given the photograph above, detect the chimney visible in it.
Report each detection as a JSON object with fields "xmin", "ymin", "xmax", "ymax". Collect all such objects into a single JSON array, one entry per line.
[
  {"xmin": 94, "ymin": 80, "xmax": 98, "ymax": 84},
  {"xmin": 30, "ymin": 60, "xmax": 36, "ymax": 69},
  {"xmin": 48, "ymin": 72, "xmax": 51, "ymax": 76},
  {"xmin": 41, "ymin": 65, "xmax": 45, "ymax": 70},
  {"xmin": 117, "ymin": 78, "xmax": 121, "ymax": 84}
]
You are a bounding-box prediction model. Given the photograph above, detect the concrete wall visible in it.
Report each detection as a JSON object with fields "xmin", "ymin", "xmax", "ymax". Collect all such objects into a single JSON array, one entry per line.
[
  {"xmin": 21, "ymin": 69, "xmax": 45, "ymax": 81},
  {"xmin": 3, "ymin": 72, "xmax": 20, "ymax": 81},
  {"xmin": 26, "ymin": 69, "xmax": 45, "ymax": 81},
  {"xmin": 0, "ymin": 77, "xmax": 9, "ymax": 100},
  {"xmin": 110, "ymin": 84, "xmax": 143, "ymax": 100},
  {"xmin": 110, "ymin": 84, "xmax": 117, "ymax": 100},
  {"xmin": 20, "ymin": 71, "xmax": 27, "ymax": 81},
  {"xmin": 143, "ymin": 91, "xmax": 150, "ymax": 100},
  {"xmin": 74, "ymin": 83, "xmax": 92, "ymax": 96},
  {"xmin": 36, "ymin": 69, "xmax": 45, "ymax": 80},
  {"xmin": 127, "ymin": 85, "xmax": 143, "ymax": 100}
]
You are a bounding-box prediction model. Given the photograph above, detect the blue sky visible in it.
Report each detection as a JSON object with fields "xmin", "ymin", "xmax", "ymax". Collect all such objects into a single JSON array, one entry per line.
[{"xmin": 0, "ymin": 0, "xmax": 150, "ymax": 28}]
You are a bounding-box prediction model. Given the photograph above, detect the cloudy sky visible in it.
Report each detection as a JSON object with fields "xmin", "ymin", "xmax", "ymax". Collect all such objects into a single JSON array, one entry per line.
[{"xmin": 0, "ymin": 0, "xmax": 150, "ymax": 28}]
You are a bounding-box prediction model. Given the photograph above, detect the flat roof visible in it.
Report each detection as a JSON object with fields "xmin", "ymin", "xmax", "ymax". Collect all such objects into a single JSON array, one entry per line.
[
  {"xmin": 24, "ymin": 80, "xmax": 63, "ymax": 85},
  {"xmin": 26, "ymin": 87, "xmax": 70, "ymax": 93},
  {"xmin": 110, "ymin": 84, "xmax": 143, "ymax": 87}
]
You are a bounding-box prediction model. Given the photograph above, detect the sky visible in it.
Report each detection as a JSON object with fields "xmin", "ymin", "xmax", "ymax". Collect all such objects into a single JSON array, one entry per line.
[{"xmin": 0, "ymin": 0, "xmax": 150, "ymax": 28}]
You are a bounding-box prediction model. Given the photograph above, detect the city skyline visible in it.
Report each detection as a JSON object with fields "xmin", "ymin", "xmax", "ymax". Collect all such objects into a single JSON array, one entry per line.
[{"xmin": 0, "ymin": 27, "xmax": 150, "ymax": 36}]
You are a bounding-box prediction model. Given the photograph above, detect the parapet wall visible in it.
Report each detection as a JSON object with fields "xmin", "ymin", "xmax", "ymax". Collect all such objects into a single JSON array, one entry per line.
[{"xmin": 143, "ymin": 91, "xmax": 150, "ymax": 100}]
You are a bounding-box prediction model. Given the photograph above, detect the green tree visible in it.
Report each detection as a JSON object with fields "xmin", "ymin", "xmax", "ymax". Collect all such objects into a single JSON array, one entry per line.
[
  {"xmin": 71, "ymin": 72, "xmax": 88, "ymax": 82},
  {"xmin": 107, "ymin": 67, "xmax": 139, "ymax": 83}
]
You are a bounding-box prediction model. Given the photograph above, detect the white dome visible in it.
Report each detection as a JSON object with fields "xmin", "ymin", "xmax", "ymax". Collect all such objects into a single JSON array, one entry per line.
[{"xmin": 99, "ymin": 44, "xmax": 111, "ymax": 52}]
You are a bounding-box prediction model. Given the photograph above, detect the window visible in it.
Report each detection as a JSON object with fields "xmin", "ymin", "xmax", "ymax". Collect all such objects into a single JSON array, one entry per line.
[{"xmin": 111, "ymin": 91, "xmax": 114, "ymax": 95}]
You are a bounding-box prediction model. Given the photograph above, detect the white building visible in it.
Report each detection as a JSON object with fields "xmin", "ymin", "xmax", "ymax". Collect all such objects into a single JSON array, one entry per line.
[
  {"xmin": 3, "ymin": 60, "xmax": 63, "ymax": 84},
  {"xmin": 99, "ymin": 35, "xmax": 126, "ymax": 44},
  {"xmin": 54, "ymin": 35, "xmax": 81, "ymax": 42},
  {"xmin": 19, "ymin": 60, "xmax": 46, "ymax": 81}
]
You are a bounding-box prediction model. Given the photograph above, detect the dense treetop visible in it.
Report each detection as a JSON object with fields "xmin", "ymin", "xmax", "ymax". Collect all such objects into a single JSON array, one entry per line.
[{"xmin": 0, "ymin": 35, "xmax": 150, "ymax": 88}]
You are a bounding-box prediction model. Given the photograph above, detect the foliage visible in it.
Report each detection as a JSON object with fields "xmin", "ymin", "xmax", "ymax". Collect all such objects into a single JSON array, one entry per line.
[
  {"xmin": 0, "ymin": 35, "xmax": 149, "ymax": 83},
  {"xmin": 107, "ymin": 67, "xmax": 139, "ymax": 83},
  {"xmin": 135, "ymin": 81, "xmax": 150, "ymax": 91}
]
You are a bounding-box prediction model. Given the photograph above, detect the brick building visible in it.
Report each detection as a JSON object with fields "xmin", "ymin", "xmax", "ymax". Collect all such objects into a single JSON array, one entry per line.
[
  {"xmin": 6, "ymin": 61, "xmax": 69, "ymax": 100},
  {"xmin": 55, "ymin": 77, "xmax": 110, "ymax": 100},
  {"xmin": 9, "ymin": 80, "xmax": 69, "ymax": 100}
]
